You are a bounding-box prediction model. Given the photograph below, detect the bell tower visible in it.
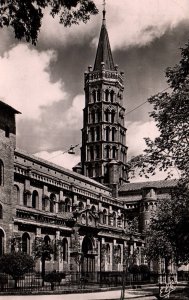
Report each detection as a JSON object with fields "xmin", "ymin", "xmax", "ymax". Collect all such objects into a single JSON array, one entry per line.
[{"xmin": 81, "ymin": 6, "xmax": 128, "ymax": 187}]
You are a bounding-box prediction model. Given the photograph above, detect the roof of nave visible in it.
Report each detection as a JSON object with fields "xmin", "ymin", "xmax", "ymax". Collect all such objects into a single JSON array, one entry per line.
[
  {"xmin": 119, "ymin": 179, "xmax": 178, "ymax": 193},
  {"xmin": 14, "ymin": 148, "xmax": 112, "ymax": 195}
]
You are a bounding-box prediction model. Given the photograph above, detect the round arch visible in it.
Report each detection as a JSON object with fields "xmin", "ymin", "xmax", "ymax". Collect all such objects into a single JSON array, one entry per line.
[{"xmin": 22, "ymin": 232, "xmax": 30, "ymax": 254}]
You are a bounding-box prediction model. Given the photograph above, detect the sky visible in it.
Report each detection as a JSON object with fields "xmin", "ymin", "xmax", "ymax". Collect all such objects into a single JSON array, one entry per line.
[{"xmin": 0, "ymin": 0, "xmax": 188, "ymax": 181}]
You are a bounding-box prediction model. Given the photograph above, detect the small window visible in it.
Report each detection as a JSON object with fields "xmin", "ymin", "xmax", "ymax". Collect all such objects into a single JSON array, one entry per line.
[
  {"xmin": 105, "ymin": 90, "xmax": 109, "ymax": 101},
  {"xmin": 63, "ymin": 238, "xmax": 68, "ymax": 262},
  {"xmin": 32, "ymin": 190, "xmax": 38, "ymax": 209},
  {"xmin": 22, "ymin": 232, "xmax": 30, "ymax": 254}
]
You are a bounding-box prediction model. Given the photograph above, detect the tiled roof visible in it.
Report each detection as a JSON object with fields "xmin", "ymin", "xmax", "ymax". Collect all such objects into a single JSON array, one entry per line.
[{"xmin": 119, "ymin": 179, "xmax": 177, "ymax": 193}]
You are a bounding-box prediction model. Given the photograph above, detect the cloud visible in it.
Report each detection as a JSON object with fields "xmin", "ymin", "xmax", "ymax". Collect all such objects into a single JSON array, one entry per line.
[
  {"xmin": 126, "ymin": 120, "xmax": 180, "ymax": 182},
  {"xmin": 39, "ymin": 0, "xmax": 189, "ymax": 50},
  {"xmin": 16, "ymin": 93, "xmax": 84, "ymax": 154},
  {"xmin": 34, "ymin": 151, "xmax": 80, "ymax": 170},
  {"xmin": 0, "ymin": 44, "xmax": 67, "ymax": 119},
  {"xmin": 58, "ymin": 94, "xmax": 84, "ymax": 130},
  {"xmin": 126, "ymin": 120, "xmax": 159, "ymax": 159}
]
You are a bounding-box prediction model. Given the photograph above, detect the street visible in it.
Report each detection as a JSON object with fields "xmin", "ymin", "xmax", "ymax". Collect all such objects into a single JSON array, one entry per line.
[{"xmin": 0, "ymin": 289, "xmax": 157, "ymax": 300}]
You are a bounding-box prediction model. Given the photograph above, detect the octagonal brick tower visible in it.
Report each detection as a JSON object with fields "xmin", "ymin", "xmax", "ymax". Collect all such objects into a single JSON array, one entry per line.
[{"xmin": 81, "ymin": 8, "xmax": 128, "ymax": 189}]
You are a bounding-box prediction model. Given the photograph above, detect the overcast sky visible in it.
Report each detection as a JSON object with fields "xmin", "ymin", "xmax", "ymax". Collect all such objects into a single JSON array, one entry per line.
[{"xmin": 0, "ymin": 0, "xmax": 188, "ymax": 180}]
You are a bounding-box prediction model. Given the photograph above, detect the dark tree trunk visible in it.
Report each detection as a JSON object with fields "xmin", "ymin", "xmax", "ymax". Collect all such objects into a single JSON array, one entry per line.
[{"xmin": 41, "ymin": 256, "xmax": 46, "ymax": 286}]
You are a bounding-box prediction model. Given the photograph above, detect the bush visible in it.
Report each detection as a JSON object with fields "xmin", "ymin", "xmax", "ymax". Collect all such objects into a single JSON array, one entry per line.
[
  {"xmin": 128, "ymin": 264, "xmax": 140, "ymax": 274},
  {"xmin": 0, "ymin": 273, "xmax": 8, "ymax": 290},
  {"xmin": 44, "ymin": 271, "xmax": 62, "ymax": 290},
  {"xmin": 0, "ymin": 252, "xmax": 34, "ymax": 288},
  {"xmin": 139, "ymin": 264, "xmax": 150, "ymax": 274}
]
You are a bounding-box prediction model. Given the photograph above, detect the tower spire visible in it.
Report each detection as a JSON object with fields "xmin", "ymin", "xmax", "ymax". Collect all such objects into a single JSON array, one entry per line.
[
  {"xmin": 93, "ymin": 0, "xmax": 114, "ymax": 71},
  {"xmin": 102, "ymin": 0, "xmax": 106, "ymax": 24}
]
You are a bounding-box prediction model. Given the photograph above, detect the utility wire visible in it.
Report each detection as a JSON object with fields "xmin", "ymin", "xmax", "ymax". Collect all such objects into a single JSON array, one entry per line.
[
  {"xmin": 125, "ymin": 86, "xmax": 170, "ymax": 116},
  {"xmin": 47, "ymin": 86, "xmax": 171, "ymax": 159}
]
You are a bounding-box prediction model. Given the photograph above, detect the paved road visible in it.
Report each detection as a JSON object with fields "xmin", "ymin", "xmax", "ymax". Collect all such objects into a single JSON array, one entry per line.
[{"xmin": 0, "ymin": 290, "xmax": 157, "ymax": 300}]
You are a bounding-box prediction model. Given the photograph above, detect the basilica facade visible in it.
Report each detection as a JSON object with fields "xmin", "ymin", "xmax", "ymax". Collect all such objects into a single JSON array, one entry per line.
[{"xmin": 0, "ymin": 9, "xmax": 176, "ymax": 275}]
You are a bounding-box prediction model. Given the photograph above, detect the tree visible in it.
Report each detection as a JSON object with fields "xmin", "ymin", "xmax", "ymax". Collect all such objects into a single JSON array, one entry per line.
[
  {"xmin": 145, "ymin": 183, "xmax": 189, "ymax": 269},
  {"xmin": 129, "ymin": 42, "xmax": 189, "ymax": 184},
  {"xmin": 0, "ymin": 0, "xmax": 98, "ymax": 44},
  {"xmin": 32, "ymin": 237, "xmax": 55, "ymax": 283},
  {"xmin": 0, "ymin": 252, "xmax": 34, "ymax": 288}
]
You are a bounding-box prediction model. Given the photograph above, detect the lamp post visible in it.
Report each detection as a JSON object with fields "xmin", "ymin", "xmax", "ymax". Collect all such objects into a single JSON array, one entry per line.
[{"xmin": 120, "ymin": 236, "xmax": 132, "ymax": 300}]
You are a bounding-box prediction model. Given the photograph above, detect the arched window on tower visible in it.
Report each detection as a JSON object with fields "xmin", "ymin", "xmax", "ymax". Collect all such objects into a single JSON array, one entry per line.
[
  {"xmin": 112, "ymin": 146, "xmax": 117, "ymax": 159},
  {"xmin": 91, "ymin": 127, "xmax": 95, "ymax": 142},
  {"xmin": 90, "ymin": 146, "xmax": 94, "ymax": 160},
  {"xmin": 97, "ymin": 89, "xmax": 101, "ymax": 101},
  {"xmin": 96, "ymin": 126, "xmax": 100, "ymax": 141},
  {"xmin": 105, "ymin": 89, "xmax": 109, "ymax": 101},
  {"xmin": 110, "ymin": 90, "xmax": 114, "ymax": 102},
  {"xmin": 91, "ymin": 110, "xmax": 95, "ymax": 123},
  {"xmin": 111, "ymin": 111, "xmax": 115, "ymax": 123},
  {"xmin": 95, "ymin": 163, "xmax": 99, "ymax": 177},
  {"xmin": 97, "ymin": 109, "xmax": 101, "ymax": 122},
  {"xmin": 62, "ymin": 238, "xmax": 68, "ymax": 262},
  {"xmin": 104, "ymin": 164, "xmax": 109, "ymax": 183},
  {"xmin": 92, "ymin": 90, "xmax": 96, "ymax": 103},
  {"xmin": 0, "ymin": 160, "xmax": 4, "ymax": 186},
  {"xmin": 22, "ymin": 232, "xmax": 30, "ymax": 254},
  {"xmin": 32, "ymin": 190, "xmax": 38, "ymax": 209},
  {"xmin": 0, "ymin": 204, "xmax": 3, "ymax": 219},
  {"xmin": 112, "ymin": 127, "xmax": 116, "ymax": 141},
  {"xmin": 96, "ymin": 145, "xmax": 100, "ymax": 159},
  {"xmin": 105, "ymin": 109, "xmax": 109, "ymax": 122},
  {"xmin": 105, "ymin": 145, "xmax": 110, "ymax": 159},
  {"xmin": 105, "ymin": 127, "xmax": 110, "ymax": 141}
]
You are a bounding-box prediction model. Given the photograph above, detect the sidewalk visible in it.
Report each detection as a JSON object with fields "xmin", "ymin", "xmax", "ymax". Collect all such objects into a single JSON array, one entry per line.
[{"xmin": 0, "ymin": 289, "xmax": 158, "ymax": 300}]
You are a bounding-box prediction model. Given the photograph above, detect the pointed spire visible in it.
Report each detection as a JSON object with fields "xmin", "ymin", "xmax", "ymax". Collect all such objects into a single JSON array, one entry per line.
[
  {"xmin": 93, "ymin": 1, "xmax": 114, "ymax": 71},
  {"xmin": 102, "ymin": 0, "xmax": 106, "ymax": 24}
]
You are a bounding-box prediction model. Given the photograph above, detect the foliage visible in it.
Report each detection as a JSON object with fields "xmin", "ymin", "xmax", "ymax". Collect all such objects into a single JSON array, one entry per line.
[
  {"xmin": 145, "ymin": 182, "xmax": 189, "ymax": 266},
  {"xmin": 44, "ymin": 270, "xmax": 62, "ymax": 283},
  {"xmin": 0, "ymin": 273, "xmax": 8, "ymax": 284},
  {"xmin": 128, "ymin": 264, "xmax": 140, "ymax": 274},
  {"xmin": 0, "ymin": 252, "xmax": 34, "ymax": 288},
  {"xmin": 32, "ymin": 237, "xmax": 54, "ymax": 260},
  {"xmin": 0, "ymin": 0, "xmax": 98, "ymax": 44},
  {"xmin": 139, "ymin": 264, "xmax": 150, "ymax": 274},
  {"xmin": 129, "ymin": 42, "xmax": 189, "ymax": 183}
]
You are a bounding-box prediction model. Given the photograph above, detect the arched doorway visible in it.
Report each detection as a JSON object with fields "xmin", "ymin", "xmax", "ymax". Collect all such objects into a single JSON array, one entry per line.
[{"xmin": 81, "ymin": 236, "xmax": 95, "ymax": 274}]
